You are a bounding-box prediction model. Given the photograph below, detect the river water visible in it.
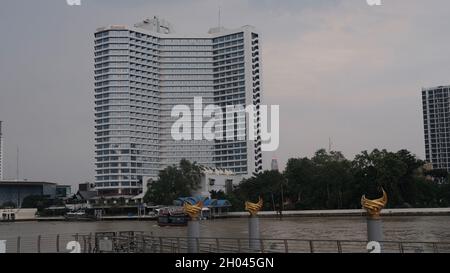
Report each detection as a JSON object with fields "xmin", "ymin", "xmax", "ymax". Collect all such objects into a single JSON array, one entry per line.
[{"xmin": 1, "ymin": 216, "xmax": 450, "ymax": 242}]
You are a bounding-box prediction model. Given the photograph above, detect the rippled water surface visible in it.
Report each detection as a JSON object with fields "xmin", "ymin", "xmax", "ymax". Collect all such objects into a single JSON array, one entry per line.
[{"xmin": 1, "ymin": 216, "xmax": 450, "ymax": 242}]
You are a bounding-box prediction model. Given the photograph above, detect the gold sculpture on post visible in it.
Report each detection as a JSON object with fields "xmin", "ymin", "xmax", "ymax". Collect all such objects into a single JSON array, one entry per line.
[
  {"xmin": 245, "ymin": 197, "xmax": 263, "ymax": 216},
  {"xmin": 184, "ymin": 201, "xmax": 203, "ymax": 220},
  {"xmin": 361, "ymin": 188, "xmax": 388, "ymax": 219}
]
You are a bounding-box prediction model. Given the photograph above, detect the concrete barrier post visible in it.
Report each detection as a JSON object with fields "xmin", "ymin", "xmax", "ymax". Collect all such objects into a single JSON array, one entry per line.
[
  {"xmin": 245, "ymin": 197, "xmax": 263, "ymax": 253},
  {"xmin": 367, "ymin": 218, "xmax": 383, "ymax": 243},
  {"xmin": 248, "ymin": 215, "xmax": 261, "ymax": 252},
  {"xmin": 361, "ymin": 189, "xmax": 388, "ymax": 253},
  {"xmin": 0, "ymin": 240, "xmax": 6, "ymax": 253},
  {"xmin": 187, "ymin": 220, "xmax": 200, "ymax": 253},
  {"xmin": 184, "ymin": 201, "xmax": 203, "ymax": 253}
]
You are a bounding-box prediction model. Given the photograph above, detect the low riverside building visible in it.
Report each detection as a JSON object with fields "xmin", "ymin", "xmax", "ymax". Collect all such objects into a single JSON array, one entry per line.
[
  {"xmin": 56, "ymin": 185, "xmax": 72, "ymax": 198},
  {"xmin": 192, "ymin": 166, "xmax": 242, "ymax": 198},
  {"xmin": 0, "ymin": 181, "xmax": 57, "ymax": 208},
  {"xmin": 174, "ymin": 197, "xmax": 232, "ymax": 218},
  {"xmin": 78, "ymin": 182, "xmax": 95, "ymax": 192},
  {"xmin": 70, "ymin": 182, "xmax": 98, "ymax": 204},
  {"xmin": 0, "ymin": 208, "xmax": 37, "ymax": 221},
  {"xmin": 131, "ymin": 168, "xmax": 241, "ymax": 204},
  {"xmin": 131, "ymin": 176, "xmax": 154, "ymax": 203},
  {"xmin": 73, "ymin": 190, "xmax": 98, "ymax": 203},
  {"xmin": 69, "ymin": 167, "xmax": 241, "ymax": 207}
]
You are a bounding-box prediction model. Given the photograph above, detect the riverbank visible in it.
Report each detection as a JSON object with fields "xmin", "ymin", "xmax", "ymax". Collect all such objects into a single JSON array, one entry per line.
[
  {"xmin": 3, "ymin": 208, "xmax": 450, "ymax": 222},
  {"xmin": 35, "ymin": 215, "xmax": 157, "ymax": 222},
  {"xmin": 1, "ymin": 215, "xmax": 450, "ymax": 245},
  {"xmin": 12, "ymin": 207, "xmax": 447, "ymax": 222},
  {"xmin": 218, "ymin": 208, "xmax": 450, "ymax": 218}
]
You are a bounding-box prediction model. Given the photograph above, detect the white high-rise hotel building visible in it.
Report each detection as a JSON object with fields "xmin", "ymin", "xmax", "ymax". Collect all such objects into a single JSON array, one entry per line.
[
  {"xmin": 94, "ymin": 17, "xmax": 263, "ymax": 197},
  {"xmin": 422, "ymin": 85, "xmax": 450, "ymax": 171}
]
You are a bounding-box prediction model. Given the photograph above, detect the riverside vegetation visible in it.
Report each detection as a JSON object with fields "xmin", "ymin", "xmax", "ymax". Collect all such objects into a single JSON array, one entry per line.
[{"xmin": 144, "ymin": 149, "xmax": 450, "ymax": 211}]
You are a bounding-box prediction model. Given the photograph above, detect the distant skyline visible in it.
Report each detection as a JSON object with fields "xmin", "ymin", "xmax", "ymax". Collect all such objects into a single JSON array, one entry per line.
[{"xmin": 2, "ymin": 0, "xmax": 450, "ymax": 187}]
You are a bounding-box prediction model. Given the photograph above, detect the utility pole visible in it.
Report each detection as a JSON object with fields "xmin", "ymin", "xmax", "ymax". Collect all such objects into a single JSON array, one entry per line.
[{"xmin": 271, "ymin": 192, "xmax": 276, "ymax": 212}]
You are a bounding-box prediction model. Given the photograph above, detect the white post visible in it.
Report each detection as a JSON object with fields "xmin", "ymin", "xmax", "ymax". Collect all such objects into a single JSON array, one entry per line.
[
  {"xmin": 248, "ymin": 216, "xmax": 261, "ymax": 252},
  {"xmin": 0, "ymin": 240, "xmax": 6, "ymax": 253}
]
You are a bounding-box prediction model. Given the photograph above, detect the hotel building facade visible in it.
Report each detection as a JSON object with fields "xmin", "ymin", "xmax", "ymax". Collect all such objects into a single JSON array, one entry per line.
[{"xmin": 94, "ymin": 17, "xmax": 263, "ymax": 197}]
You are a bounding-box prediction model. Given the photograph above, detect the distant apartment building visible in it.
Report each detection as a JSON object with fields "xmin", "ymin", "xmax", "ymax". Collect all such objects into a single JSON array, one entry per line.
[
  {"xmin": 0, "ymin": 181, "xmax": 57, "ymax": 208},
  {"xmin": 271, "ymin": 157, "xmax": 279, "ymax": 171},
  {"xmin": 422, "ymin": 86, "xmax": 450, "ymax": 171},
  {"xmin": 192, "ymin": 167, "xmax": 240, "ymax": 198},
  {"xmin": 78, "ymin": 182, "xmax": 96, "ymax": 192},
  {"xmin": 94, "ymin": 17, "xmax": 263, "ymax": 197},
  {"xmin": 56, "ymin": 185, "xmax": 72, "ymax": 198}
]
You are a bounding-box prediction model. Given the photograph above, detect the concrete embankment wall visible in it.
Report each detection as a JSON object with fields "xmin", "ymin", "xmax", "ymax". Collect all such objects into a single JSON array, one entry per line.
[
  {"xmin": 0, "ymin": 208, "xmax": 37, "ymax": 221},
  {"xmin": 222, "ymin": 208, "xmax": 450, "ymax": 218},
  {"xmin": 5, "ymin": 208, "xmax": 450, "ymax": 222}
]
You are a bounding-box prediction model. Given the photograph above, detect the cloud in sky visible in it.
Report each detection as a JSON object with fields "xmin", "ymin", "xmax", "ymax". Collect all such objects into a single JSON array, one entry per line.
[{"xmin": 1, "ymin": 0, "xmax": 449, "ymax": 187}]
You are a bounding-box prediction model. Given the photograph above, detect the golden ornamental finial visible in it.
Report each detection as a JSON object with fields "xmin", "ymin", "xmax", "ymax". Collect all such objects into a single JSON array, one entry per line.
[
  {"xmin": 361, "ymin": 188, "xmax": 388, "ymax": 219},
  {"xmin": 183, "ymin": 201, "xmax": 203, "ymax": 220},
  {"xmin": 245, "ymin": 197, "xmax": 263, "ymax": 216}
]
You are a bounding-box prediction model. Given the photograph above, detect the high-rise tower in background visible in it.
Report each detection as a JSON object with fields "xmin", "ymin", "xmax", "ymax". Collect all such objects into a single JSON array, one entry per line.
[
  {"xmin": 422, "ymin": 86, "xmax": 450, "ymax": 171},
  {"xmin": 271, "ymin": 157, "xmax": 279, "ymax": 172},
  {"xmin": 0, "ymin": 121, "xmax": 3, "ymax": 180},
  {"xmin": 94, "ymin": 17, "xmax": 263, "ymax": 197}
]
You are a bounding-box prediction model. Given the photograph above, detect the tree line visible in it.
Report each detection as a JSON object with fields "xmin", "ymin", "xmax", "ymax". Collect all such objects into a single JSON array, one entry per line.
[
  {"xmin": 227, "ymin": 149, "xmax": 450, "ymax": 211},
  {"xmin": 144, "ymin": 149, "xmax": 450, "ymax": 211}
]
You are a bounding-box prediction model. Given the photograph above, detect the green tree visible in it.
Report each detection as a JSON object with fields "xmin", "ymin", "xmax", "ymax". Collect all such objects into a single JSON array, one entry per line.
[
  {"xmin": 284, "ymin": 157, "xmax": 315, "ymax": 209},
  {"xmin": 284, "ymin": 149, "xmax": 354, "ymax": 209},
  {"xmin": 143, "ymin": 159, "xmax": 202, "ymax": 205},
  {"xmin": 311, "ymin": 150, "xmax": 353, "ymax": 209},
  {"xmin": 436, "ymin": 177, "xmax": 450, "ymax": 207},
  {"xmin": 210, "ymin": 190, "xmax": 244, "ymax": 212},
  {"xmin": 210, "ymin": 190, "xmax": 227, "ymax": 200},
  {"xmin": 21, "ymin": 195, "xmax": 52, "ymax": 210},
  {"xmin": 414, "ymin": 177, "xmax": 439, "ymax": 207},
  {"xmin": 236, "ymin": 170, "xmax": 286, "ymax": 211},
  {"xmin": 351, "ymin": 149, "xmax": 427, "ymax": 208},
  {"xmin": 141, "ymin": 149, "xmax": 448, "ymax": 210},
  {"xmin": 0, "ymin": 201, "xmax": 17, "ymax": 209},
  {"xmin": 281, "ymin": 148, "xmax": 440, "ymax": 210}
]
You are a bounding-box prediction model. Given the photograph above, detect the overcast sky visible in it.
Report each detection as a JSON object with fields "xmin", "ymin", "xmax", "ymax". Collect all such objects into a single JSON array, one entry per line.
[{"xmin": 1, "ymin": 0, "xmax": 449, "ymax": 188}]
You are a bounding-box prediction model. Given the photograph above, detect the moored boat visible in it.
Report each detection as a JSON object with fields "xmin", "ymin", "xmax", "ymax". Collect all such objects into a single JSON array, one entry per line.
[
  {"xmin": 157, "ymin": 207, "xmax": 188, "ymax": 227},
  {"xmin": 64, "ymin": 210, "xmax": 97, "ymax": 221}
]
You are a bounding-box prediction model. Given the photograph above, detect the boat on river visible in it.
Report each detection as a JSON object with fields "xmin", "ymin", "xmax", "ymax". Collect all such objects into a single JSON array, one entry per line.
[
  {"xmin": 64, "ymin": 210, "xmax": 97, "ymax": 221},
  {"xmin": 157, "ymin": 207, "xmax": 188, "ymax": 227}
]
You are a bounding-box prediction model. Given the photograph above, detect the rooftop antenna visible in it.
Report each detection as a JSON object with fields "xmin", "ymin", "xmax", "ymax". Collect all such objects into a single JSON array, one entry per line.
[
  {"xmin": 16, "ymin": 145, "xmax": 19, "ymax": 180},
  {"xmin": 328, "ymin": 137, "xmax": 333, "ymax": 153},
  {"xmin": 218, "ymin": 0, "xmax": 222, "ymax": 28}
]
